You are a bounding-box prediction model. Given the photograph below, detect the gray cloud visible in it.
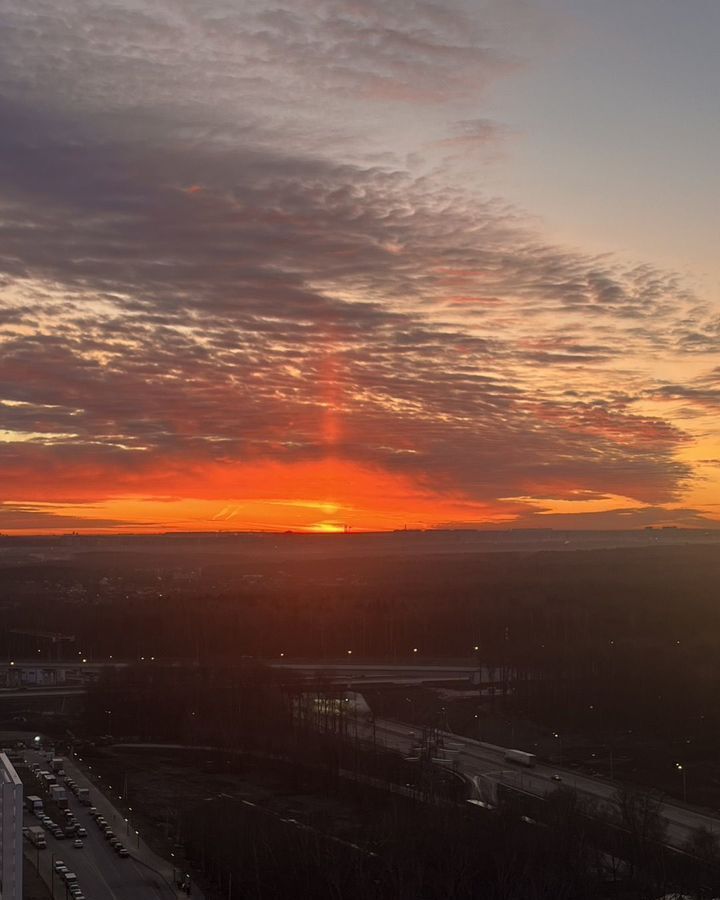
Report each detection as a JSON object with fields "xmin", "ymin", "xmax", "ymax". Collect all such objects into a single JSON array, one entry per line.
[{"xmin": 0, "ymin": 502, "xmax": 143, "ymax": 531}]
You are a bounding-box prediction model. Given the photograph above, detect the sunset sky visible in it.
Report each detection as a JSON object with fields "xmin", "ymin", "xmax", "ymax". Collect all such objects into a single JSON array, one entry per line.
[{"xmin": 0, "ymin": 0, "xmax": 718, "ymax": 533}]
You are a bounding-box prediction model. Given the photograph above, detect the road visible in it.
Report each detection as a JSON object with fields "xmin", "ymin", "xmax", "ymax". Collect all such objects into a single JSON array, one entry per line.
[
  {"xmin": 0, "ymin": 688, "xmax": 87, "ymax": 699},
  {"xmin": 24, "ymin": 748, "xmax": 199, "ymax": 899},
  {"xmin": 269, "ymin": 661, "xmax": 493, "ymax": 685},
  {"xmin": 372, "ymin": 719, "xmax": 720, "ymax": 848}
]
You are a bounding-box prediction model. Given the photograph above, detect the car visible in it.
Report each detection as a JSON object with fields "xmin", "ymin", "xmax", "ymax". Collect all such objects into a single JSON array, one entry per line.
[
  {"xmin": 76, "ymin": 827, "xmax": 87, "ymax": 837},
  {"xmin": 64, "ymin": 809, "xmax": 74, "ymax": 818},
  {"xmin": 63, "ymin": 870, "xmax": 78, "ymax": 884},
  {"xmin": 551, "ymin": 774, "xmax": 562, "ymax": 782},
  {"xmin": 22, "ymin": 827, "xmax": 30, "ymax": 838},
  {"xmin": 117, "ymin": 846, "xmax": 129, "ymax": 858},
  {"xmin": 110, "ymin": 838, "xmax": 121, "ymax": 849},
  {"xmin": 104, "ymin": 830, "xmax": 115, "ymax": 841},
  {"xmin": 72, "ymin": 838, "xmax": 83, "ymax": 848},
  {"xmin": 53, "ymin": 860, "xmax": 66, "ymax": 872},
  {"xmin": 88, "ymin": 807, "xmax": 98, "ymax": 817},
  {"xmin": 54, "ymin": 830, "xmax": 66, "ymax": 840}
]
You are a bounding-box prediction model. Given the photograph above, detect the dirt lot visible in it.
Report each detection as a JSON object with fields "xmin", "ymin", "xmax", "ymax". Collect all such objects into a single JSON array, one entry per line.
[{"xmin": 84, "ymin": 745, "xmax": 394, "ymax": 860}]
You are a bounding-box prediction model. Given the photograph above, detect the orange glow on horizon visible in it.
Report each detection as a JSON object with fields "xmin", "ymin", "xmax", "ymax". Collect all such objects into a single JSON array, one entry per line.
[{"xmin": 0, "ymin": 457, "xmax": 524, "ymax": 534}]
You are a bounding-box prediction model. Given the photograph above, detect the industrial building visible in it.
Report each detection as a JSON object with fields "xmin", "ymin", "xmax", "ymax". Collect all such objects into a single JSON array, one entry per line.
[{"xmin": 0, "ymin": 752, "xmax": 23, "ymax": 900}]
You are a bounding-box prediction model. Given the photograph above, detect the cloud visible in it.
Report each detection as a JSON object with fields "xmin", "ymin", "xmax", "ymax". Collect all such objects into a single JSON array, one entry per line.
[
  {"xmin": 0, "ymin": 0, "xmax": 717, "ymax": 529},
  {"xmin": 0, "ymin": 502, "xmax": 142, "ymax": 531},
  {"xmin": 511, "ymin": 505, "xmax": 720, "ymax": 531}
]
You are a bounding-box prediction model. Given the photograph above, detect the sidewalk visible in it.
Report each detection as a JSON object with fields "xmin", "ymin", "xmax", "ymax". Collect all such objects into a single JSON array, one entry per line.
[{"xmin": 62, "ymin": 753, "xmax": 205, "ymax": 899}]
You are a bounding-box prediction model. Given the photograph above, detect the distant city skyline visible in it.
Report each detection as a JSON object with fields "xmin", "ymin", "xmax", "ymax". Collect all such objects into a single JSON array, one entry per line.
[{"xmin": 0, "ymin": 0, "xmax": 718, "ymax": 533}]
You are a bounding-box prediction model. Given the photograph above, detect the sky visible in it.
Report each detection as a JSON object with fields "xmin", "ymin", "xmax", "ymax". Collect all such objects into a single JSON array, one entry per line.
[{"xmin": 0, "ymin": 0, "xmax": 718, "ymax": 534}]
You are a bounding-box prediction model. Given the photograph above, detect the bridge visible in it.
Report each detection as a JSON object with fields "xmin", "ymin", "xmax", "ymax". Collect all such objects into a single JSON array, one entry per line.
[{"xmin": 0, "ymin": 658, "xmax": 511, "ymax": 692}]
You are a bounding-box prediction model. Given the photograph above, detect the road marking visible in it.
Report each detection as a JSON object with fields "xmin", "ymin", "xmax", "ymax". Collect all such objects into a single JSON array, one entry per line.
[{"xmin": 83, "ymin": 846, "xmax": 120, "ymax": 900}]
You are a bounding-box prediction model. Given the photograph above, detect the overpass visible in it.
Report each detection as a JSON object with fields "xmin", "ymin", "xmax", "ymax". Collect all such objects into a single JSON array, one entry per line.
[
  {"xmin": 0, "ymin": 658, "xmax": 507, "ymax": 689},
  {"xmin": 267, "ymin": 661, "xmax": 500, "ymax": 686}
]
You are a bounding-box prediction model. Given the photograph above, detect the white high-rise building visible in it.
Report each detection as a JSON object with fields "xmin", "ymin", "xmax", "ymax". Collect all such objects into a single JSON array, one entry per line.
[{"xmin": 0, "ymin": 752, "xmax": 23, "ymax": 900}]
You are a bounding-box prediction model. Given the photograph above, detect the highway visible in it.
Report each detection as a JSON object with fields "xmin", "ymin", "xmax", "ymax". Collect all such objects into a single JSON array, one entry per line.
[
  {"xmin": 270, "ymin": 661, "xmax": 493, "ymax": 684},
  {"xmin": 2, "ymin": 658, "xmax": 499, "ymax": 690},
  {"xmin": 371, "ymin": 719, "xmax": 720, "ymax": 849},
  {"xmin": 24, "ymin": 748, "xmax": 198, "ymax": 899},
  {"xmin": 0, "ymin": 688, "xmax": 87, "ymax": 699}
]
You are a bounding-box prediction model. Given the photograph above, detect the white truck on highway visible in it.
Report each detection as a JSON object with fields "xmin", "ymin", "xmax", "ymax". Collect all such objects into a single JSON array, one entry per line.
[
  {"xmin": 50, "ymin": 784, "xmax": 68, "ymax": 807},
  {"xmin": 25, "ymin": 795, "xmax": 43, "ymax": 813},
  {"xmin": 27, "ymin": 826, "xmax": 47, "ymax": 848},
  {"xmin": 504, "ymin": 749, "xmax": 537, "ymax": 767}
]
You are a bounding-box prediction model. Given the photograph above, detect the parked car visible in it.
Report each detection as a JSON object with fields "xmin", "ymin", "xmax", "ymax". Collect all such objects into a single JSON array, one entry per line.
[{"xmin": 72, "ymin": 838, "xmax": 83, "ymax": 849}]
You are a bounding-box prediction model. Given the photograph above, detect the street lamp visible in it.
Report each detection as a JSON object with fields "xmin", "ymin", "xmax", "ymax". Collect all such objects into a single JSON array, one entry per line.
[{"xmin": 676, "ymin": 762, "xmax": 687, "ymax": 802}]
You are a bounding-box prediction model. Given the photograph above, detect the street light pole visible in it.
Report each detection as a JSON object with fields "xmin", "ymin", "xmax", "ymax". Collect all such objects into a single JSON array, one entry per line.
[
  {"xmin": 676, "ymin": 763, "xmax": 687, "ymax": 802},
  {"xmin": 552, "ymin": 732, "xmax": 562, "ymax": 762}
]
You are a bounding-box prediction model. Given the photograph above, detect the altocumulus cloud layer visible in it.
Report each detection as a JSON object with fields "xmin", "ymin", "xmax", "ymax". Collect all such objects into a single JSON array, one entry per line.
[{"xmin": 0, "ymin": 0, "xmax": 718, "ymax": 531}]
